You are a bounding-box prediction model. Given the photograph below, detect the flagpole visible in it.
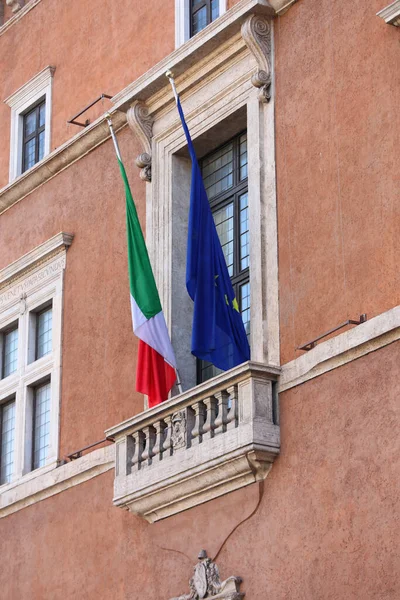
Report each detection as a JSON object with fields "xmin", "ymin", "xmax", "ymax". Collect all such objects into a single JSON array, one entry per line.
[{"xmin": 105, "ymin": 111, "xmax": 184, "ymax": 397}]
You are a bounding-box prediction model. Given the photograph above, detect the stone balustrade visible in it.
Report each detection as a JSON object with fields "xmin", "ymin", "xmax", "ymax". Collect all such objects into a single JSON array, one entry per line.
[{"xmin": 106, "ymin": 361, "xmax": 280, "ymax": 522}]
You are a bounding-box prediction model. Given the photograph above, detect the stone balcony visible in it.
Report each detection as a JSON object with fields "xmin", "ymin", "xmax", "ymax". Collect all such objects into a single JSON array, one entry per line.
[{"xmin": 105, "ymin": 361, "xmax": 280, "ymax": 523}]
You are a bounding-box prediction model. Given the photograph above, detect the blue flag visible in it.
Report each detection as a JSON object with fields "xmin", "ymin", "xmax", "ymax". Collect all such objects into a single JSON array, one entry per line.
[{"xmin": 175, "ymin": 95, "xmax": 250, "ymax": 370}]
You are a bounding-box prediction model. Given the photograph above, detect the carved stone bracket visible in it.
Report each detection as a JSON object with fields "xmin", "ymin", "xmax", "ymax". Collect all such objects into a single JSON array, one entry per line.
[
  {"xmin": 6, "ymin": 0, "xmax": 24, "ymax": 13},
  {"xmin": 170, "ymin": 550, "xmax": 244, "ymax": 600},
  {"xmin": 241, "ymin": 15, "xmax": 272, "ymax": 103},
  {"xmin": 126, "ymin": 101, "xmax": 154, "ymax": 182}
]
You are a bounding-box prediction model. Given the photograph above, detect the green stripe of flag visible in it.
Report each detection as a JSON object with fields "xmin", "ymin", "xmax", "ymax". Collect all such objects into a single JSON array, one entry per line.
[{"xmin": 117, "ymin": 158, "xmax": 162, "ymax": 319}]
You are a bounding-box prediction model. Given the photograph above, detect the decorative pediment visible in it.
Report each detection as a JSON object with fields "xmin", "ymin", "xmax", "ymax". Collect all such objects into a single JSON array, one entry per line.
[{"xmin": 169, "ymin": 550, "xmax": 244, "ymax": 600}]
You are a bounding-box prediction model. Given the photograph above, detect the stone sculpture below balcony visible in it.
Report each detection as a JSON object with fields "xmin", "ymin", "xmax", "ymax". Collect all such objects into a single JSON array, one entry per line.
[{"xmin": 170, "ymin": 550, "xmax": 244, "ymax": 600}]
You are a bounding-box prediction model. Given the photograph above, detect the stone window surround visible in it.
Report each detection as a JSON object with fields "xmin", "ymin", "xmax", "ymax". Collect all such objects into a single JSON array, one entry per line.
[
  {"xmin": 175, "ymin": 0, "xmax": 227, "ymax": 48},
  {"xmin": 4, "ymin": 65, "xmax": 55, "ymax": 183},
  {"xmin": 0, "ymin": 232, "xmax": 73, "ymax": 500},
  {"xmin": 123, "ymin": 12, "xmax": 278, "ymax": 393}
]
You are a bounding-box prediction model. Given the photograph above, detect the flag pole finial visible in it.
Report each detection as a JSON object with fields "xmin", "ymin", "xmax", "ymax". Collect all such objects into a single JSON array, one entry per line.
[{"xmin": 166, "ymin": 71, "xmax": 178, "ymax": 103}]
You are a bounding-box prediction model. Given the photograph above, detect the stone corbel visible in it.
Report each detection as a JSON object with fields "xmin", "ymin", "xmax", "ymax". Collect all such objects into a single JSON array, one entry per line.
[
  {"xmin": 126, "ymin": 101, "xmax": 154, "ymax": 182},
  {"xmin": 241, "ymin": 15, "xmax": 272, "ymax": 103},
  {"xmin": 6, "ymin": 0, "xmax": 24, "ymax": 13}
]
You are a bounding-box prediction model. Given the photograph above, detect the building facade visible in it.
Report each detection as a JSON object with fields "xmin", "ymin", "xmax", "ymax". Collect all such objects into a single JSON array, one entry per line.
[{"xmin": 0, "ymin": 0, "xmax": 399, "ymax": 598}]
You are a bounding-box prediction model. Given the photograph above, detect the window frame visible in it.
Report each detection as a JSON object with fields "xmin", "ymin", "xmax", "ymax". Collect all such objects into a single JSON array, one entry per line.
[
  {"xmin": 175, "ymin": 0, "xmax": 227, "ymax": 48},
  {"xmin": 21, "ymin": 98, "xmax": 46, "ymax": 174},
  {"xmin": 5, "ymin": 66, "xmax": 55, "ymax": 182},
  {"xmin": 0, "ymin": 233, "xmax": 72, "ymax": 489},
  {"xmin": 1, "ymin": 322, "xmax": 19, "ymax": 380},
  {"xmin": 197, "ymin": 132, "xmax": 250, "ymax": 383},
  {"xmin": 0, "ymin": 397, "xmax": 16, "ymax": 486}
]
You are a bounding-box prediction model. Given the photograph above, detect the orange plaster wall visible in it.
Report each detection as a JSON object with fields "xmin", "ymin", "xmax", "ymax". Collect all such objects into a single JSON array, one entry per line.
[
  {"xmin": 275, "ymin": 0, "xmax": 400, "ymax": 363},
  {"xmin": 0, "ymin": 0, "xmax": 175, "ymax": 188},
  {"xmin": 0, "ymin": 127, "xmax": 146, "ymax": 456},
  {"xmin": 1, "ymin": 342, "xmax": 399, "ymax": 599}
]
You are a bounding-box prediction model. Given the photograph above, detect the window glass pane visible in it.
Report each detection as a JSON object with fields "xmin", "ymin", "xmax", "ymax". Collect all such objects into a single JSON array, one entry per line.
[
  {"xmin": 24, "ymin": 138, "xmax": 36, "ymax": 171},
  {"xmin": 0, "ymin": 401, "xmax": 16, "ymax": 485},
  {"xmin": 211, "ymin": 0, "xmax": 219, "ymax": 20},
  {"xmin": 38, "ymin": 131, "xmax": 45, "ymax": 161},
  {"xmin": 213, "ymin": 203, "xmax": 234, "ymax": 276},
  {"xmin": 24, "ymin": 110, "xmax": 37, "ymax": 136},
  {"xmin": 239, "ymin": 133, "xmax": 248, "ymax": 180},
  {"xmin": 192, "ymin": 5, "xmax": 207, "ymax": 35},
  {"xmin": 36, "ymin": 308, "xmax": 52, "ymax": 359},
  {"xmin": 33, "ymin": 382, "xmax": 51, "ymax": 470},
  {"xmin": 240, "ymin": 282, "xmax": 251, "ymax": 340},
  {"xmin": 39, "ymin": 102, "xmax": 46, "ymax": 128},
  {"xmin": 239, "ymin": 192, "xmax": 249, "ymax": 271},
  {"xmin": 203, "ymin": 143, "xmax": 234, "ymax": 199},
  {"xmin": 3, "ymin": 327, "xmax": 18, "ymax": 378}
]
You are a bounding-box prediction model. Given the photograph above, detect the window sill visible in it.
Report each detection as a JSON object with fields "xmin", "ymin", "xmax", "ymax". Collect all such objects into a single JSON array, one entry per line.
[{"xmin": 106, "ymin": 361, "xmax": 280, "ymax": 523}]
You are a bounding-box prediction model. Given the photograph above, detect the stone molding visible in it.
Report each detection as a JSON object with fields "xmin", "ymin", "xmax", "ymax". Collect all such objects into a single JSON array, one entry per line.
[
  {"xmin": 126, "ymin": 101, "xmax": 154, "ymax": 182},
  {"xmin": 112, "ymin": 0, "xmax": 274, "ymax": 112},
  {"xmin": 4, "ymin": 65, "xmax": 55, "ymax": 110},
  {"xmin": 0, "ymin": 109, "xmax": 127, "ymax": 215},
  {"xmin": 279, "ymin": 305, "xmax": 400, "ymax": 392},
  {"xmin": 0, "ymin": 231, "xmax": 73, "ymax": 287},
  {"xmin": 0, "ymin": 0, "xmax": 271, "ymax": 215},
  {"xmin": 170, "ymin": 550, "xmax": 244, "ymax": 600},
  {"xmin": 0, "ymin": 445, "xmax": 114, "ymax": 518},
  {"xmin": 106, "ymin": 362, "xmax": 280, "ymax": 523},
  {"xmin": 0, "ymin": 0, "xmax": 41, "ymax": 36},
  {"xmin": 241, "ymin": 15, "xmax": 272, "ymax": 102},
  {"xmin": 377, "ymin": 0, "xmax": 400, "ymax": 26}
]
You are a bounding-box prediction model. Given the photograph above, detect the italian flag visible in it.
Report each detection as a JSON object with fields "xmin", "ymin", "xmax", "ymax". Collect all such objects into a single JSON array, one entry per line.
[{"xmin": 116, "ymin": 148, "xmax": 177, "ymax": 407}]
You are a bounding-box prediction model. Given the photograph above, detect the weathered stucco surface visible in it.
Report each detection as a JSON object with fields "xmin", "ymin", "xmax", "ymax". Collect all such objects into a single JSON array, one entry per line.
[
  {"xmin": 1, "ymin": 343, "xmax": 399, "ymax": 599},
  {"xmin": 275, "ymin": 0, "xmax": 400, "ymax": 363},
  {"xmin": 0, "ymin": 0, "xmax": 175, "ymax": 187}
]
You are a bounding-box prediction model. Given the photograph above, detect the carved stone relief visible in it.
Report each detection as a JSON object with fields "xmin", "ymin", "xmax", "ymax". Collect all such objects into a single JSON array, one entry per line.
[
  {"xmin": 126, "ymin": 101, "xmax": 154, "ymax": 182},
  {"xmin": 241, "ymin": 15, "xmax": 272, "ymax": 103},
  {"xmin": 171, "ymin": 411, "xmax": 187, "ymax": 451},
  {"xmin": 170, "ymin": 550, "xmax": 244, "ymax": 600}
]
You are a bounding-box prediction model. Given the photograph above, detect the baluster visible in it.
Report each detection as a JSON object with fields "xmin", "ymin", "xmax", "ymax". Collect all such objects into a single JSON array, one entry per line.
[
  {"xmin": 131, "ymin": 430, "xmax": 145, "ymax": 471},
  {"xmin": 214, "ymin": 389, "xmax": 229, "ymax": 435},
  {"xmin": 152, "ymin": 420, "xmax": 165, "ymax": 462},
  {"xmin": 162, "ymin": 414, "xmax": 173, "ymax": 457},
  {"xmin": 191, "ymin": 401, "xmax": 206, "ymax": 445},
  {"xmin": 226, "ymin": 385, "xmax": 238, "ymax": 429},
  {"xmin": 141, "ymin": 425, "xmax": 156, "ymax": 466},
  {"xmin": 202, "ymin": 396, "xmax": 217, "ymax": 441}
]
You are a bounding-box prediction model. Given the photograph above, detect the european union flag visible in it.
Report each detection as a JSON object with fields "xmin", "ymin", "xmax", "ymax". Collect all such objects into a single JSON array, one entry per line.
[{"xmin": 175, "ymin": 96, "xmax": 250, "ymax": 371}]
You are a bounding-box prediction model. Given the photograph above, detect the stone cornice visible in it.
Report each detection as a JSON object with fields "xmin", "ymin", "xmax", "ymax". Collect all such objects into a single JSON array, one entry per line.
[
  {"xmin": 0, "ymin": 232, "xmax": 73, "ymax": 287},
  {"xmin": 0, "ymin": 445, "xmax": 114, "ymax": 518},
  {"xmin": 377, "ymin": 0, "xmax": 400, "ymax": 26},
  {"xmin": 0, "ymin": 109, "xmax": 127, "ymax": 215},
  {"xmin": 4, "ymin": 65, "xmax": 55, "ymax": 109},
  {"xmin": 279, "ymin": 306, "xmax": 400, "ymax": 392},
  {"xmin": 0, "ymin": 0, "xmax": 42, "ymax": 37},
  {"xmin": 112, "ymin": 0, "xmax": 274, "ymax": 113},
  {"xmin": 0, "ymin": 0, "xmax": 272, "ymax": 215}
]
